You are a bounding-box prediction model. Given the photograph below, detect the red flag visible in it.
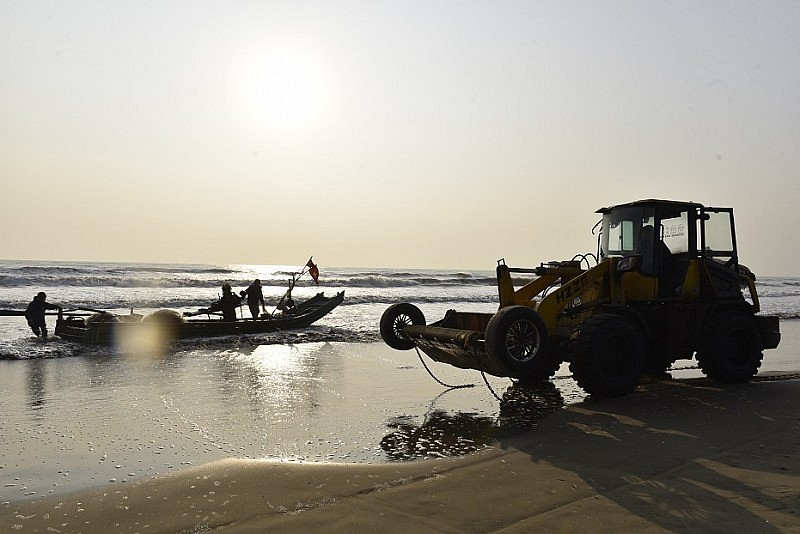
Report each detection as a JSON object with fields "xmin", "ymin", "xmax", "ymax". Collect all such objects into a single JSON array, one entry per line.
[{"xmin": 306, "ymin": 257, "xmax": 319, "ymax": 285}]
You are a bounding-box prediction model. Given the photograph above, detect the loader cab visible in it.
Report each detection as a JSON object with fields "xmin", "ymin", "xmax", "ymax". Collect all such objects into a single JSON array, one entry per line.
[{"xmin": 598, "ymin": 200, "xmax": 741, "ymax": 299}]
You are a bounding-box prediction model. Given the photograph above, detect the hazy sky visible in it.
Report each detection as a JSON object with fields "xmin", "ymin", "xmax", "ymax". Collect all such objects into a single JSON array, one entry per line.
[{"xmin": 2, "ymin": 1, "xmax": 799, "ymax": 274}]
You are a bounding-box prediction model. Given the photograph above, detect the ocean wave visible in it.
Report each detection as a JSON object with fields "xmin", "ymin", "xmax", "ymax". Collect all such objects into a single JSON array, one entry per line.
[
  {"xmin": 0, "ymin": 260, "xmax": 510, "ymax": 290},
  {"xmin": 0, "ymin": 275, "xmax": 187, "ymax": 288},
  {"xmin": 123, "ymin": 265, "xmax": 237, "ymax": 275},
  {"xmin": 0, "ymin": 327, "xmax": 380, "ymax": 360},
  {"xmin": 754, "ymin": 288, "xmax": 800, "ymax": 298},
  {"xmin": 12, "ymin": 265, "xmax": 86, "ymax": 274},
  {"xmin": 0, "ymin": 275, "xmax": 314, "ymax": 289},
  {"xmin": 0, "ymin": 339, "xmax": 90, "ymax": 360},
  {"xmin": 3, "ymin": 262, "xmax": 237, "ymax": 274},
  {"xmin": 321, "ymin": 275, "xmax": 498, "ymax": 288},
  {"xmin": 171, "ymin": 327, "xmax": 381, "ymax": 351},
  {"xmin": 757, "ymin": 277, "xmax": 800, "ymax": 285},
  {"xmin": 0, "ymin": 273, "xmax": 500, "ymax": 290},
  {"xmin": 760, "ymin": 311, "xmax": 800, "ymax": 320},
  {"xmin": 0, "ymin": 293, "xmax": 497, "ymax": 311}
]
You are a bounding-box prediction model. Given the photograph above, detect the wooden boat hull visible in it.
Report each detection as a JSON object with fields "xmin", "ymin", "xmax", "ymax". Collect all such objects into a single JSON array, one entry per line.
[{"xmin": 55, "ymin": 291, "xmax": 344, "ymax": 345}]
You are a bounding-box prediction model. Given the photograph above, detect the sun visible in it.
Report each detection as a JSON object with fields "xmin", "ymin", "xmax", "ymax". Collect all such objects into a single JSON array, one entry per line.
[{"xmin": 240, "ymin": 48, "xmax": 326, "ymax": 133}]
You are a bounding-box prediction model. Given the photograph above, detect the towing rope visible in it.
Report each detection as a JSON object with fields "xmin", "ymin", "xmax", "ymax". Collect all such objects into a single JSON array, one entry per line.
[
  {"xmin": 411, "ymin": 345, "xmax": 511, "ymax": 401},
  {"xmin": 414, "ymin": 346, "xmax": 474, "ymax": 390},
  {"xmin": 478, "ymin": 367, "xmax": 504, "ymax": 402},
  {"xmin": 473, "ymin": 348, "xmax": 506, "ymax": 402}
]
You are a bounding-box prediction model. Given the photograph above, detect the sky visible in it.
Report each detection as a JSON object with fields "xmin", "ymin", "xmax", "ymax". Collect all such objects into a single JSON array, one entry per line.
[{"xmin": 2, "ymin": 1, "xmax": 799, "ymax": 275}]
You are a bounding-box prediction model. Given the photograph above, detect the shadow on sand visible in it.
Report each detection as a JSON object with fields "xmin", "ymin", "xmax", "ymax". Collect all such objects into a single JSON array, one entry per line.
[{"xmin": 495, "ymin": 377, "xmax": 800, "ymax": 531}]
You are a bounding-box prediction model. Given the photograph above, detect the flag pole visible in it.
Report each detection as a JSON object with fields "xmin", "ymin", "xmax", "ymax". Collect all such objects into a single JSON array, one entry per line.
[{"xmin": 272, "ymin": 256, "xmax": 319, "ymax": 315}]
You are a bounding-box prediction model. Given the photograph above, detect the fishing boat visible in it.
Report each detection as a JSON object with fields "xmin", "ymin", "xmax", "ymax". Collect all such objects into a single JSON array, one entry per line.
[
  {"xmin": 4, "ymin": 257, "xmax": 342, "ymax": 346},
  {"xmin": 52, "ymin": 290, "xmax": 345, "ymax": 345}
]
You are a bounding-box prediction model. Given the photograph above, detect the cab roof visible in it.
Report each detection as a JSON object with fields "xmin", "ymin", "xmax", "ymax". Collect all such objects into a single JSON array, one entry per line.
[{"xmin": 596, "ymin": 199, "xmax": 706, "ymax": 214}]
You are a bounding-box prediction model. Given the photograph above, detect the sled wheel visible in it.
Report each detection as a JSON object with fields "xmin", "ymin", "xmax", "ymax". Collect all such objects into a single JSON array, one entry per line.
[
  {"xmin": 696, "ymin": 311, "xmax": 763, "ymax": 383},
  {"xmin": 568, "ymin": 314, "xmax": 646, "ymax": 398},
  {"xmin": 380, "ymin": 303, "xmax": 425, "ymax": 350},
  {"xmin": 145, "ymin": 309, "xmax": 185, "ymax": 326},
  {"xmin": 144, "ymin": 309, "xmax": 185, "ymax": 340},
  {"xmin": 485, "ymin": 306, "xmax": 554, "ymax": 378}
]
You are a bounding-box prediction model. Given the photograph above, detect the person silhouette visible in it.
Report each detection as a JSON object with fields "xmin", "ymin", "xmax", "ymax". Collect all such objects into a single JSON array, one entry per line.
[
  {"xmin": 25, "ymin": 292, "xmax": 61, "ymax": 338},
  {"xmin": 220, "ymin": 283, "xmax": 239, "ymax": 321},
  {"xmin": 240, "ymin": 279, "xmax": 266, "ymax": 319}
]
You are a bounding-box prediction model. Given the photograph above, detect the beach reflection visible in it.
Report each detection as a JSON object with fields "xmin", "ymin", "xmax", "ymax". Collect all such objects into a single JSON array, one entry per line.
[
  {"xmin": 25, "ymin": 359, "xmax": 46, "ymax": 415},
  {"xmin": 380, "ymin": 381, "xmax": 565, "ymax": 461},
  {"xmin": 496, "ymin": 380, "xmax": 565, "ymax": 435},
  {"xmin": 381, "ymin": 410, "xmax": 495, "ymax": 460}
]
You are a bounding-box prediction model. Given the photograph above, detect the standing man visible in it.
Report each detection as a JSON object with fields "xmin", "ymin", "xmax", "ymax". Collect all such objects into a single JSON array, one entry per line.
[
  {"xmin": 240, "ymin": 279, "xmax": 266, "ymax": 319},
  {"xmin": 25, "ymin": 292, "xmax": 61, "ymax": 339}
]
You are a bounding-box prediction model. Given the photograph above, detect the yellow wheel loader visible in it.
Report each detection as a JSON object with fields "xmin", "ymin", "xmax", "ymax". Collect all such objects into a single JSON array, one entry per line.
[{"xmin": 380, "ymin": 199, "xmax": 781, "ymax": 398}]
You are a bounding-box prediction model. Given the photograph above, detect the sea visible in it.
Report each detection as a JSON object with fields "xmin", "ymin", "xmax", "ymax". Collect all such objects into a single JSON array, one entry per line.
[
  {"xmin": 0, "ymin": 259, "xmax": 503, "ymax": 358},
  {"xmin": 1, "ymin": 259, "xmax": 799, "ymax": 502}
]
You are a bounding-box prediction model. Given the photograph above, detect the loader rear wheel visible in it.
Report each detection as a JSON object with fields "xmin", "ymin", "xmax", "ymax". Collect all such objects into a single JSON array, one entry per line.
[
  {"xmin": 380, "ymin": 303, "xmax": 426, "ymax": 350},
  {"xmin": 696, "ymin": 311, "xmax": 763, "ymax": 383},
  {"xmin": 568, "ymin": 314, "xmax": 646, "ymax": 398},
  {"xmin": 485, "ymin": 306, "xmax": 554, "ymax": 379}
]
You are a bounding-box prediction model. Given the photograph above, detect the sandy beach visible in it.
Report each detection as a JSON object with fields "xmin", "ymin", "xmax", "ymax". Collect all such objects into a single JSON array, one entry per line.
[
  {"xmin": 5, "ymin": 0, "xmax": 800, "ymax": 529},
  {"xmin": 3, "ymin": 369, "xmax": 799, "ymax": 532}
]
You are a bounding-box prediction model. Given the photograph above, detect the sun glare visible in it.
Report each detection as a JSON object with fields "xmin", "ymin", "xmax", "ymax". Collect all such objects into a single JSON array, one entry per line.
[{"xmin": 240, "ymin": 49, "xmax": 326, "ymax": 133}]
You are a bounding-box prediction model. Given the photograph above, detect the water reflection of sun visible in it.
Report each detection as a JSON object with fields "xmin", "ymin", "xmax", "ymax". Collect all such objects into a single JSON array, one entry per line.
[
  {"xmin": 239, "ymin": 48, "xmax": 327, "ymax": 133},
  {"xmin": 251, "ymin": 343, "xmax": 307, "ymax": 372},
  {"xmin": 243, "ymin": 343, "xmax": 322, "ymax": 403}
]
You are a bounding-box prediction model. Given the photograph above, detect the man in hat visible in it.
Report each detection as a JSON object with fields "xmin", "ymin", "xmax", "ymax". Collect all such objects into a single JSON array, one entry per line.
[{"xmin": 25, "ymin": 292, "xmax": 61, "ymax": 338}]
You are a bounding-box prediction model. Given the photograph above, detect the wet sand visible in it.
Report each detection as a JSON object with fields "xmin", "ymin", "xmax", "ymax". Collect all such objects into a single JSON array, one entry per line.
[
  {"xmin": 3, "ymin": 322, "xmax": 800, "ymax": 532},
  {"xmin": 0, "ymin": 340, "xmax": 586, "ymax": 502},
  {"xmin": 3, "ymin": 376, "xmax": 799, "ymax": 532}
]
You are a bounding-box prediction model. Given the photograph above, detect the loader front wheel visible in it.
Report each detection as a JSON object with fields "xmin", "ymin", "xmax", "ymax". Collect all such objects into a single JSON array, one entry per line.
[
  {"xmin": 485, "ymin": 306, "xmax": 554, "ymax": 378},
  {"xmin": 380, "ymin": 303, "xmax": 426, "ymax": 350},
  {"xmin": 568, "ymin": 314, "xmax": 646, "ymax": 398}
]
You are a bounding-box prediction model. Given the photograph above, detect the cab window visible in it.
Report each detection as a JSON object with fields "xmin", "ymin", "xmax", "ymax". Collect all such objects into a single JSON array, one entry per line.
[
  {"xmin": 601, "ymin": 206, "xmax": 655, "ymax": 258},
  {"xmin": 661, "ymin": 211, "xmax": 689, "ymax": 254},
  {"xmin": 702, "ymin": 210, "xmax": 735, "ymax": 265}
]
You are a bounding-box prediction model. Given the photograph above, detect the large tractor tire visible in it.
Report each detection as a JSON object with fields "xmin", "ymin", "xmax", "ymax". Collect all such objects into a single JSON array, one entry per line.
[
  {"xmin": 696, "ymin": 311, "xmax": 763, "ymax": 383},
  {"xmin": 380, "ymin": 303, "xmax": 426, "ymax": 350},
  {"xmin": 568, "ymin": 314, "xmax": 646, "ymax": 398},
  {"xmin": 485, "ymin": 306, "xmax": 557, "ymax": 380}
]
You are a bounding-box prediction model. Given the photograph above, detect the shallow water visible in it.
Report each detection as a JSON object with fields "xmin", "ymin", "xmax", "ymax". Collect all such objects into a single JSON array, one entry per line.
[
  {"xmin": 0, "ymin": 341, "xmax": 584, "ymax": 502},
  {"xmin": 2, "ymin": 321, "xmax": 798, "ymax": 504}
]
